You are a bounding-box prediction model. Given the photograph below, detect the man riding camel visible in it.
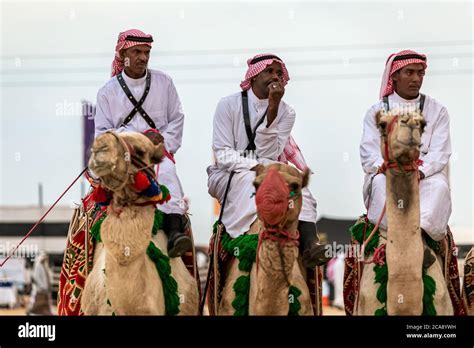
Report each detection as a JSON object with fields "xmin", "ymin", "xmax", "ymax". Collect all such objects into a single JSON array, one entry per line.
[
  {"xmin": 207, "ymin": 53, "xmax": 330, "ymax": 268},
  {"xmin": 93, "ymin": 29, "xmax": 191, "ymax": 258},
  {"xmin": 360, "ymin": 50, "xmax": 452, "ymax": 262}
]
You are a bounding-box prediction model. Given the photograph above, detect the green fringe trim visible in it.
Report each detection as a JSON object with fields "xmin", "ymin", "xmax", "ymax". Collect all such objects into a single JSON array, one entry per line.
[
  {"xmin": 146, "ymin": 241, "xmax": 180, "ymax": 316},
  {"xmin": 152, "ymin": 209, "xmax": 164, "ymax": 236},
  {"xmin": 91, "ymin": 215, "xmax": 106, "ymax": 242},
  {"xmin": 231, "ymin": 275, "xmax": 251, "ymax": 316},
  {"xmin": 91, "ymin": 209, "xmax": 164, "ymax": 240},
  {"xmin": 288, "ymin": 286, "xmax": 302, "ymax": 316},
  {"xmin": 424, "ymin": 234, "xmax": 440, "ymax": 254},
  {"xmin": 422, "ymin": 272, "xmax": 437, "ymax": 316},
  {"xmin": 212, "ymin": 220, "xmax": 219, "ymax": 234},
  {"xmin": 349, "ymin": 217, "xmax": 379, "ymax": 255},
  {"xmin": 221, "ymin": 231, "xmax": 258, "ymax": 272},
  {"xmin": 218, "ymin": 223, "xmax": 302, "ymax": 316},
  {"xmin": 93, "ymin": 208, "xmax": 180, "ymax": 315},
  {"xmin": 374, "ymin": 262, "xmax": 388, "ymax": 315}
]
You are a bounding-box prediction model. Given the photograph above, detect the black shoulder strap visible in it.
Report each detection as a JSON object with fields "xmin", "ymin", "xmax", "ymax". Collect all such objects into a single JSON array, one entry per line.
[
  {"xmin": 241, "ymin": 90, "xmax": 268, "ymax": 154},
  {"xmin": 383, "ymin": 96, "xmax": 390, "ymax": 112},
  {"xmin": 117, "ymin": 71, "xmax": 156, "ymax": 129},
  {"xmin": 419, "ymin": 94, "xmax": 425, "ymax": 112},
  {"xmin": 241, "ymin": 91, "xmax": 254, "ymax": 151},
  {"xmin": 217, "ymin": 171, "xmax": 235, "ymax": 224}
]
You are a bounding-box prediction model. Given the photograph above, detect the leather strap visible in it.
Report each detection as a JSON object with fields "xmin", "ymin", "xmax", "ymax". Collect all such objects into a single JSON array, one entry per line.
[
  {"xmin": 419, "ymin": 94, "xmax": 425, "ymax": 112},
  {"xmin": 217, "ymin": 171, "xmax": 235, "ymax": 224},
  {"xmin": 117, "ymin": 70, "xmax": 156, "ymax": 129},
  {"xmin": 241, "ymin": 90, "xmax": 268, "ymax": 155},
  {"xmin": 242, "ymin": 90, "xmax": 253, "ymax": 151}
]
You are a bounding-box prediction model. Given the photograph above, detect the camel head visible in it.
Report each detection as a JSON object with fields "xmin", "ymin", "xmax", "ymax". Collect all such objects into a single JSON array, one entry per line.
[
  {"xmin": 89, "ymin": 132, "xmax": 164, "ymax": 199},
  {"xmin": 376, "ymin": 110, "xmax": 426, "ymax": 164},
  {"xmin": 253, "ymin": 163, "xmax": 310, "ymax": 230}
]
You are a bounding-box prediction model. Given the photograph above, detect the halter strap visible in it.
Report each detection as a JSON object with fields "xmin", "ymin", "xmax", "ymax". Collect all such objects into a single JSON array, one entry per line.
[{"xmin": 378, "ymin": 116, "xmax": 423, "ymax": 176}]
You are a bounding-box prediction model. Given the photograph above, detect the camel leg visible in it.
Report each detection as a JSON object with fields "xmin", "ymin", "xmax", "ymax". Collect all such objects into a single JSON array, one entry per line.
[
  {"xmin": 218, "ymin": 259, "xmax": 244, "ymax": 315},
  {"xmin": 425, "ymin": 251, "xmax": 453, "ymax": 315},
  {"xmin": 82, "ymin": 243, "xmax": 110, "ymax": 315},
  {"xmin": 290, "ymin": 261, "xmax": 314, "ymax": 315},
  {"xmin": 170, "ymin": 257, "xmax": 199, "ymax": 315},
  {"xmin": 354, "ymin": 261, "xmax": 383, "ymax": 315}
]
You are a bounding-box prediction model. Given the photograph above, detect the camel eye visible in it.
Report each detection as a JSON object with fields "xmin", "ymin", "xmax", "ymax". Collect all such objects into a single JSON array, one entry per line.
[
  {"xmin": 134, "ymin": 148, "xmax": 145, "ymax": 157},
  {"xmin": 96, "ymin": 145, "xmax": 109, "ymax": 152},
  {"xmin": 378, "ymin": 121, "xmax": 387, "ymax": 131}
]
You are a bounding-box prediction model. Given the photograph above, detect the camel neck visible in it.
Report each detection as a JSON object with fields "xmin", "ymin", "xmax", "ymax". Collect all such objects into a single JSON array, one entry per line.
[{"xmin": 385, "ymin": 170, "xmax": 424, "ymax": 314}]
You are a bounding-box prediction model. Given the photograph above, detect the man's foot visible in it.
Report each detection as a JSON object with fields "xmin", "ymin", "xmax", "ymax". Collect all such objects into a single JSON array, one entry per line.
[
  {"xmin": 298, "ymin": 220, "xmax": 331, "ymax": 268},
  {"xmin": 164, "ymin": 213, "xmax": 193, "ymax": 258},
  {"xmin": 168, "ymin": 233, "xmax": 192, "ymax": 258},
  {"xmin": 302, "ymin": 242, "xmax": 331, "ymax": 268}
]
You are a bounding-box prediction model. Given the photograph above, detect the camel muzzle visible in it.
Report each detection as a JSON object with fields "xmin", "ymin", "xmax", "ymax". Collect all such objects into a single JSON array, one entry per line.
[{"xmin": 255, "ymin": 169, "xmax": 290, "ymax": 227}]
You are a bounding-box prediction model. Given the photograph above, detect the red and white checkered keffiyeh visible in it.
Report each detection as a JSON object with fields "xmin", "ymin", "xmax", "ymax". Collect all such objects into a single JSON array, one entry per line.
[
  {"xmin": 240, "ymin": 53, "xmax": 290, "ymax": 91},
  {"xmin": 379, "ymin": 49, "xmax": 427, "ymax": 99},
  {"xmin": 240, "ymin": 53, "xmax": 308, "ymax": 171},
  {"xmin": 111, "ymin": 29, "xmax": 153, "ymax": 77}
]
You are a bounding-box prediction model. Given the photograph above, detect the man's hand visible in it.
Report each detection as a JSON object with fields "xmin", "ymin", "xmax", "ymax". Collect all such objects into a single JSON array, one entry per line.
[{"xmin": 266, "ymin": 82, "xmax": 284, "ymax": 126}]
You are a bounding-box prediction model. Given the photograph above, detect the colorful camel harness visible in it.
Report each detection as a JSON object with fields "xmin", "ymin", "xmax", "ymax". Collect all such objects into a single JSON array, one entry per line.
[{"xmin": 89, "ymin": 131, "xmax": 171, "ymax": 211}]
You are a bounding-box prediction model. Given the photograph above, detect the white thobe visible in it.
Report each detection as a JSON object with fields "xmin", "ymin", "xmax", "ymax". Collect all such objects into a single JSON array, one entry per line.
[
  {"xmin": 360, "ymin": 92, "xmax": 452, "ymax": 241},
  {"xmin": 94, "ymin": 69, "xmax": 186, "ymax": 214},
  {"xmin": 327, "ymin": 253, "xmax": 345, "ymax": 309},
  {"xmin": 207, "ymin": 88, "xmax": 317, "ymax": 238},
  {"xmin": 28, "ymin": 258, "xmax": 54, "ymax": 314}
]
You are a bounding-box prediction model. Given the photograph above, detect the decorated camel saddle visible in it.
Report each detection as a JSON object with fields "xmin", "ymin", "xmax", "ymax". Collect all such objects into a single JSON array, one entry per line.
[
  {"xmin": 206, "ymin": 163, "xmax": 322, "ymax": 315},
  {"xmin": 58, "ymin": 131, "xmax": 200, "ymax": 315},
  {"xmin": 343, "ymin": 110, "xmax": 466, "ymax": 316}
]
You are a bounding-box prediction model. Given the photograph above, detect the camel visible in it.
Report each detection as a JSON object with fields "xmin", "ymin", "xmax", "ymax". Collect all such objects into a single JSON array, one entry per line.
[
  {"xmin": 217, "ymin": 163, "xmax": 315, "ymax": 315},
  {"xmin": 81, "ymin": 131, "xmax": 199, "ymax": 315},
  {"xmin": 462, "ymin": 247, "xmax": 474, "ymax": 315},
  {"xmin": 355, "ymin": 110, "xmax": 453, "ymax": 315}
]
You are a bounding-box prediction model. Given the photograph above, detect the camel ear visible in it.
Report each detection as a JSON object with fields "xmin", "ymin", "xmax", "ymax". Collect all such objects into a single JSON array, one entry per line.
[
  {"xmin": 301, "ymin": 167, "xmax": 310, "ymax": 188},
  {"xmin": 252, "ymin": 164, "xmax": 265, "ymax": 190},
  {"xmin": 252, "ymin": 164, "xmax": 265, "ymax": 177},
  {"xmin": 151, "ymin": 143, "xmax": 164, "ymax": 164}
]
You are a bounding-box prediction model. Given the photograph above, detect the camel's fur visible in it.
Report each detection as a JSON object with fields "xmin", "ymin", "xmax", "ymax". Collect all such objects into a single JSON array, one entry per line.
[
  {"xmin": 355, "ymin": 110, "xmax": 453, "ymax": 315},
  {"xmin": 217, "ymin": 163, "xmax": 314, "ymax": 315}
]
